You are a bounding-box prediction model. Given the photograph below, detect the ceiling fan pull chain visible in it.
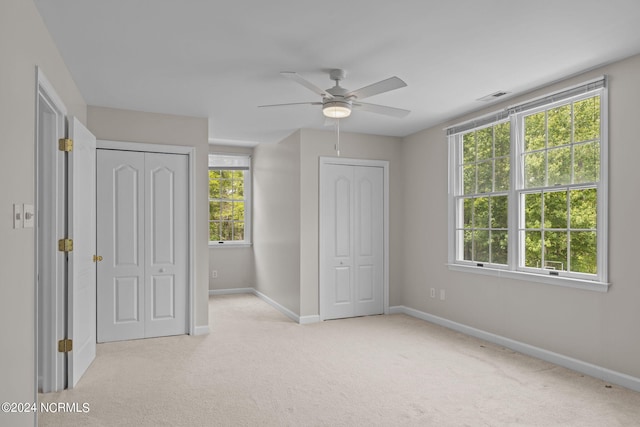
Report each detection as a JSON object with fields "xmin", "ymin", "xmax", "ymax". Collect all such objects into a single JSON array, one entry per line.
[{"xmin": 335, "ymin": 119, "xmax": 341, "ymax": 157}]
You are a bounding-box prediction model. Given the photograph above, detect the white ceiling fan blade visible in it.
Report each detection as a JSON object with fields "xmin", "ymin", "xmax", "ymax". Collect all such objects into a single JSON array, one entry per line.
[
  {"xmin": 352, "ymin": 102, "xmax": 410, "ymax": 118},
  {"xmin": 281, "ymin": 72, "xmax": 333, "ymax": 99},
  {"xmin": 258, "ymin": 101, "xmax": 322, "ymax": 108},
  {"xmin": 346, "ymin": 76, "xmax": 407, "ymax": 100}
]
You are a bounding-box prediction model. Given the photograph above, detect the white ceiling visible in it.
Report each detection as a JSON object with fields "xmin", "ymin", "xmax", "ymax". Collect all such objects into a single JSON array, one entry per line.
[{"xmin": 34, "ymin": 0, "xmax": 640, "ymax": 146}]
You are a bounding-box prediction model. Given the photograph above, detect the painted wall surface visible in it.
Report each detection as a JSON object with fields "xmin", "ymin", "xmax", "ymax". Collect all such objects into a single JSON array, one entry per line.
[
  {"xmin": 253, "ymin": 131, "xmax": 302, "ymax": 314},
  {"xmin": 299, "ymin": 129, "xmax": 403, "ymax": 317},
  {"xmin": 0, "ymin": 1, "xmax": 87, "ymax": 425},
  {"xmin": 208, "ymin": 144, "xmax": 255, "ymax": 290},
  {"xmin": 209, "ymin": 247, "xmax": 255, "ymax": 290},
  {"xmin": 87, "ymin": 106, "xmax": 210, "ymax": 330},
  {"xmin": 401, "ymin": 53, "xmax": 640, "ymax": 379}
]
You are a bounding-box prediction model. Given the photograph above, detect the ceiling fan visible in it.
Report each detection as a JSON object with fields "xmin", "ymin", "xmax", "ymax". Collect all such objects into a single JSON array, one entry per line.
[{"xmin": 259, "ymin": 69, "xmax": 410, "ymax": 119}]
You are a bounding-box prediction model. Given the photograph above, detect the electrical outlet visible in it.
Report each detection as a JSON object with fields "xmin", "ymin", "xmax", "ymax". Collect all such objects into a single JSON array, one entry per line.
[
  {"xmin": 211, "ymin": 270, "xmax": 218, "ymax": 279},
  {"xmin": 430, "ymin": 288, "xmax": 436, "ymax": 298},
  {"xmin": 440, "ymin": 289, "xmax": 446, "ymax": 301}
]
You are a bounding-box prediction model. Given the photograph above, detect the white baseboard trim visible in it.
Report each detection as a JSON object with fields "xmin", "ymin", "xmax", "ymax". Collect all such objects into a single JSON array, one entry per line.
[
  {"xmin": 192, "ymin": 325, "xmax": 210, "ymax": 336},
  {"xmin": 209, "ymin": 288, "xmax": 254, "ymax": 296},
  {"xmin": 253, "ymin": 289, "xmax": 300, "ymax": 323},
  {"xmin": 389, "ymin": 305, "xmax": 640, "ymax": 393},
  {"xmin": 299, "ymin": 315, "xmax": 320, "ymax": 325}
]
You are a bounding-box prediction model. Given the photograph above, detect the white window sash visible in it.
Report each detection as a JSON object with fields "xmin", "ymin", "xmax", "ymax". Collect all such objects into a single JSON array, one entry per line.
[{"xmin": 447, "ymin": 79, "xmax": 608, "ymax": 287}]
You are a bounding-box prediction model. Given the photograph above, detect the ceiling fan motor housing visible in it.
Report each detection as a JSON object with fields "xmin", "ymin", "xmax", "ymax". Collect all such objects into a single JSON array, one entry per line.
[
  {"xmin": 323, "ymin": 71, "xmax": 353, "ymax": 117},
  {"xmin": 329, "ymin": 68, "xmax": 347, "ymax": 83}
]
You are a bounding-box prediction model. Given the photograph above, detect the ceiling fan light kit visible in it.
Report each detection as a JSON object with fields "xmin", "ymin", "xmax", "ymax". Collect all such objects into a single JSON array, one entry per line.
[
  {"xmin": 260, "ymin": 69, "xmax": 410, "ymax": 119},
  {"xmin": 323, "ymin": 100, "xmax": 352, "ymax": 118}
]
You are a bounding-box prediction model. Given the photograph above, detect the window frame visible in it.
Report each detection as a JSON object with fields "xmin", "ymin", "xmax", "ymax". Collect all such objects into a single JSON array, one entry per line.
[
  {"xmin": 447, "ymin": 80, "xmax": 608, "ymax": 291},
  {"xmin": 452, "ymin": 120, "xmax": 512, "ymax": 270},
  {"xmin": 208, "ymin": 154, "xmax": 252, "ymax": 247}
]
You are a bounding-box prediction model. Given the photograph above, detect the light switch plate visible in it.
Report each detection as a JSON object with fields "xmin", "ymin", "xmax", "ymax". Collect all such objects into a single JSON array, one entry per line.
[
  {"xmin": 13, "ymin": 204, "xmax": 23, "ymax": 229},
  {"xmin": 23, "ymin": 204, "xmax": 35, "ymax": 228}
]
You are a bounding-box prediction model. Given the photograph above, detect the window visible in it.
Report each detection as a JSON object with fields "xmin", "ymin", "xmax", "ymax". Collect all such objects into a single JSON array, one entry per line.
[
  {"xmin": 458, "ymin": 121, "xmax": 511, "ymax": 265},
  {"xmin": 448, "ymin": 78, "xmax": 607, "ymax": 288},
  {"xmin": 209, "ymin": 154, "xmax": 251, "ymax": 245}
]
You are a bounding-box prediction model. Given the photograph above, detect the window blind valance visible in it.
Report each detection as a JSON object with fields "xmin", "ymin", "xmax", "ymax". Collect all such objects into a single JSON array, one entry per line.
[
  {"xmin": 446, "ymin": 76, "xmax": 606, "ymax": 136},
  {"xmin": 208, "ymin": 154, "xmax": 251, "ymax": 170}
]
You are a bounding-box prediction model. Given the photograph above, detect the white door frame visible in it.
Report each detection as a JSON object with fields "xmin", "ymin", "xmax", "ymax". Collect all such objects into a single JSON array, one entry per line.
[
  {"xmin": 35, "ymin": 67, "xmax": 68, "ymax": 393},
  {"xmin": 97, "ymin": 140, "xmax": 197, "ymax": 335},
  {"xmin": 318, "ymin": 156, "xmax": 389, "ymax": 321}
]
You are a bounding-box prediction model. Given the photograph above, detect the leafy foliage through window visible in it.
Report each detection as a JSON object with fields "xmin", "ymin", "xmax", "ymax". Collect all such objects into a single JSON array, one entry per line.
[
  {"xmin": 520, "ymin": 95, "xmax": 600, "ymax": 274},
  {"xmin": 459, "ymin": 122, "xmax": 510, "ymax": 264},
  {"xmin": 449, "ymin": 80, "xmax": 606, "ymax": 284},
  {"xmin": 209, "ymin": 154, "xmax": 251, "ymax": 244}
]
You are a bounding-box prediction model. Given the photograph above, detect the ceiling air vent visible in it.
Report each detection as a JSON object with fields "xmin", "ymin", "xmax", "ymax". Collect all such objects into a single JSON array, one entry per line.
[{"xmin": 477, "ymin": 91, "xmax": 510, "ymax": 102}]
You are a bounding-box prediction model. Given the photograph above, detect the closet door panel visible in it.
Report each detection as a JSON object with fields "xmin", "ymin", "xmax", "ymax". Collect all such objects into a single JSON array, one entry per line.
[
  {"xmin": 144, "ymin": 153, "xmax": 188, "ymax": 338},
  {"xmin": 322, "ymin": 164, "xmax": 355, "ymax": 319},
  {"xmin": 354, "ymin": 166, "xmax": 384, "ymax": 316},
  {"xmin": 97, "ymin": 150, "xmax": 145, "ymax": 342}
]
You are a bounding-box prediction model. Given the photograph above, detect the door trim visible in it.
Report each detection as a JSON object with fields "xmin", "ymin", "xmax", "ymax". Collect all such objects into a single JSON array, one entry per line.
[
  {"xmin": 97, "ymin": 139, "xmax": 197, "ymax": 335},
  {"xmin": 35, "ymin": 67, "xmax": 68, "ymax": 394},
  {"xmin": 318, "ymin": 156, "xmax": 389, "ymax": 321}
]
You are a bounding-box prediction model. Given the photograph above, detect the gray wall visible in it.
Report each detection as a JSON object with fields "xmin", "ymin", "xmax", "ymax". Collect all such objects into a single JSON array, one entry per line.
[
  {"xmin": 400, "ymin": 53, "xmax": 640, "ymax": 379},
  {"xmin": 253, "ymin": 131, "xmax": 302, "ymax": 314},
  {"xmin": 87, "ymin": 106, "xmax": 210, "ymax": 330},
  {"xmin": 0, "ymin": 1, "xmax": 87, "ymax": 425}
]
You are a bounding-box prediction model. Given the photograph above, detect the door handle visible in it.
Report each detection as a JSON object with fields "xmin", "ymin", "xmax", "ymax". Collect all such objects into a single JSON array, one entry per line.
[{"xmin": 93, "ymin": 255, "xmax": 103, "ymax": 262}]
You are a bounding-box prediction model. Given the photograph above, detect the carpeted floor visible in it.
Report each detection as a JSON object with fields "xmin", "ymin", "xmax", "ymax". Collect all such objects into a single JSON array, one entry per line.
[{"xmin": 39, "ymin": 294, "xmax": 640, "ymax": 426}]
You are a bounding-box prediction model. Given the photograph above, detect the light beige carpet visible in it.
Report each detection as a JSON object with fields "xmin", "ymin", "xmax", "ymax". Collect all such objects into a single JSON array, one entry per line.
[{"xmin": 39, "ymin": 294, "xmax": 640, "ymax": 426}]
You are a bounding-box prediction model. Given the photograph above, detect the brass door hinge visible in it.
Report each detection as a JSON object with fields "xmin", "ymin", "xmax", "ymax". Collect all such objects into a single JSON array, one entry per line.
[
  {"xmin": 58, "ymin": 238, "xmax": 73, "ymax": 252},
  {"xmin": 58, "ymin": 339, "xmax": 73, "ymax": 353},
  {"xmin": 58, "ymin": 138, "xmax": 73, "ymax": 152},
  {"xmin": 93, "ymin": 255, "xmax": 103, "ymax": 262}
]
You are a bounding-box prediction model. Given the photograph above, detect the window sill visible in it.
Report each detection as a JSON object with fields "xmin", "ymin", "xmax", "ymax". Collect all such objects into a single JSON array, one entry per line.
[
  {"xmin": 447, "ymin": 263, "xmax": 609, "ymax": 293},
  {"xmin": 209, "ymin": 242, "xmax": 252, "ymax": 248}
]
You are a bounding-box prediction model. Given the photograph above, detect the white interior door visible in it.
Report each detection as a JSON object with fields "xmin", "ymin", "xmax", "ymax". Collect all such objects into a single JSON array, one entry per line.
[
  {"xmin": 67, "ymin": 117, "xmax": 97, "ymax": 387},
  {"xmin": 96, "ymin": 150, "xmax": 145, "ymax": 342},
  {"xmin": 144, "ymin": 153, "xmax": 188, "ymax": 338},
  {"xmin": 97, "ymin": 150, "xmax": 188, "ymax": 342},
  {"xmin": 321, "ymin": 162, "xmax": 384, "ymax": 320},
  {"xmin": 354, "ymin": 166, "xmax": 384, "ymax": 316}
]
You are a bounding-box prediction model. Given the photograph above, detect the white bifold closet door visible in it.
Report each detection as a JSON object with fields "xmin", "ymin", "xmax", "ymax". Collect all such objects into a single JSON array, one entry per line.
[
  {"xmin": 322, "ymin": 163, "xmax": 384, "ymax": 320},
  {"xmin": 96, "ymin": 150, "xmax": 188, "ymax": 342}
]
